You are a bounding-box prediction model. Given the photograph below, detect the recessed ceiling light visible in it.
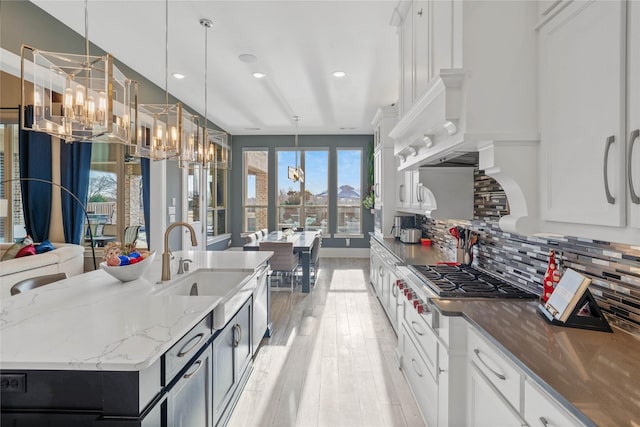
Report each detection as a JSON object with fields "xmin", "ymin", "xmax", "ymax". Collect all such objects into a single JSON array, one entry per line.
[
  {"xmin": 245, "ymin": 127, "xmax": 261, "ymax": 131},
  {"xmin": 252, "ymin": 72, "xmax": 266, "ymax": 79},
  {"xmin": 172, "ymin": 73, "xmax": 185, "ymax": 79},
  {"xmin": 332, "ymin": 71, "xmax": 346, "ymax": 78},
  {"xmin": 239, "ymin": 53, "xmax": 258, "ymax": 63}
]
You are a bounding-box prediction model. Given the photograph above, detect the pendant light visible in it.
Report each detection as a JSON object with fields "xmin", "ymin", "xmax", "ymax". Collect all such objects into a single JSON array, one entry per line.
[
  {"xmin": 21, "ymin": 0, "xmax": 137, "ymax": 145},
  {"xmin": 136, "ymin": 0, "xmax": 199, "ymax": 163},
  {"xmin": 200, "ymin": 18, "xmax": 231, "ymax": 170},
  {"xmin": 288, "ymin": 116, "xmax": 304, "ymax": 183}
]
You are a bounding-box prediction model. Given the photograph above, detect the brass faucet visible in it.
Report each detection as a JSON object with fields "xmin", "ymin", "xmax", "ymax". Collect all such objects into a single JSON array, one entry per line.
[{"xmin": 161, "ymin": 222, "xmax": 198, "ymax": 281}]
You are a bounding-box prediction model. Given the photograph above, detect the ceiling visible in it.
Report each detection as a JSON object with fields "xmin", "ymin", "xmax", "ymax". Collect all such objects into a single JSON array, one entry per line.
[{"xmin": 31, "ymin": 0, "xmax": 400, "ymax": 135}]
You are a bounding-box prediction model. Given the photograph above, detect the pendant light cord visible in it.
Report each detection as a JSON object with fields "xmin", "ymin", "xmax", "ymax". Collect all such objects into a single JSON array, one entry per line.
[
  {"xmin": 84, "ymin": 0, "xmax": 89, "ymax": 59},
  {"xmin": 165, "ymin": 0, "xmax": 169, "ymax": 107}
]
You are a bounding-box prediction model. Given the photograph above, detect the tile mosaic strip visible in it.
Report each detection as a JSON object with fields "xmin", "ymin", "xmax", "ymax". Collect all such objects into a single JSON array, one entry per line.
[{"xmin": 417, "ymin": 170, "xmax": 640, "ymax": 335}]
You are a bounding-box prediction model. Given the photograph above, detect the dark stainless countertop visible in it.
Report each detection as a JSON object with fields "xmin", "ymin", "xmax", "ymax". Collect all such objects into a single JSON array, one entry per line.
[
  {"xmin": 433, "ymin": 299, "xmax": 640, "ymax": 427},
  {"xmin": 370, "ymin": 233, "xmax": 640, "ymax": 427},
  {"xmin": 370, "ymin": 233, "xmax": 450, "ymax": 265}
]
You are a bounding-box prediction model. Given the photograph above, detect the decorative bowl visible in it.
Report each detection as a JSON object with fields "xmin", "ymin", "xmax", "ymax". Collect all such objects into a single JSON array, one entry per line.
[{"xmin": 100, "ymin": 251, "xmax": 156, "ymax": 282}]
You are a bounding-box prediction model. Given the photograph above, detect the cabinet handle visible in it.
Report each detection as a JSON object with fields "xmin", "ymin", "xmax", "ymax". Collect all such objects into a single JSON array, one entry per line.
[
  {"xmin": 177, "ymin": 333, "xmax": 205, "ymax": 358},
  {"xmin": 379, "ymin": 266, "xmax": 384, "ymax": 278},
  {"xmin": 392, "ymin": 284, "xmax": 398, "ymax": 297},
  {"xmin": 416, "ymin": 184, "xmax": 421, "ymax": 203},
  {"xmin": 233, "ymin": 324, "xmax": 243, "ymax": 348},
  {"xmin": 603, "ymin": 135, "xmax": 616, "ymax": 204},
  {"xmin": 629, "ymin": 129, "xmax": 640, "ymax": 204},
  {"xmin": 411, "ymin": 320, "xmax": 425, "ymax": 336},
  {"xmin": 539, "ymin": 417, "xmax": 549, "ymax": 427},
  {"xmin": 473, "ymin": 348, "xmax": 506, "ymax": 380},
  {"xmin": 375, "ymin": 183, "xmax": 380, "ymax": 198},
  {"xmin": 399, "ymin": 184, "xmax": 405, "ymax": 202},
  {"xmin": 541, "ymin": 0, "xmax": 562, "ymax": 16},
  {"xmin": 183, "ymin": 360, "xmax": 203, "ymax": 379},
  {"xmin": 411, "ymin": 358, "xmax": 423, "ymax": 378}
]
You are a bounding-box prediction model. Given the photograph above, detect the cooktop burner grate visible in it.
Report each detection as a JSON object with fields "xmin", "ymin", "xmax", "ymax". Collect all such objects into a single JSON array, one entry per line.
[{"xmin": 408, "ymin": 264, "xmax": 538, "ymax": 299}]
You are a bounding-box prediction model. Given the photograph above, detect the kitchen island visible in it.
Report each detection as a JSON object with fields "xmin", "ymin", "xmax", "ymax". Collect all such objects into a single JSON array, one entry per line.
[
  {"xmin": 370, "ymin": 233, "xmax": 640, "ymax": 427},
  {"xmin": 0, "ymin": 250, "xmax": 273, "ymax": 426}
]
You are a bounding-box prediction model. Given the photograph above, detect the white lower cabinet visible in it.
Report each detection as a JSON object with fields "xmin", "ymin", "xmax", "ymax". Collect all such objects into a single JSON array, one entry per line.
[
  {"xmin": 524, "ymin": 379, "xmax": 584, "ymax": 427},
  {"xmin": 400, "ymin": 321, "xmax": 439, "ymax": 427},
  {"xmin": 467, "ymin": 325, "xmax": 588, "ymax": 427},
  {"xmin": 468, "ymin": 363, "xmax": 526, "ymax": 427}
]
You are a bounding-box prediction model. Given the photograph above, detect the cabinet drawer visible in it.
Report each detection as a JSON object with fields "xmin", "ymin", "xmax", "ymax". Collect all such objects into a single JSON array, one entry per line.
[
  {"xmin": 403, "ymin": 300, "xmax": 438, "ymax": 379},
  {"xmin": 400, "ymin": 323, "xmax": 438, "ymax": 427},
  {"xmin": 524, "ymin": 379, "xmax": 584, "ymax": 427},
  {"xmin": 165, "ymin": 314, "xmax": 212, "ymax": 385},
  {"xmin": 468, "ymin": 327, "xmax": 522, "ymax": 411}
]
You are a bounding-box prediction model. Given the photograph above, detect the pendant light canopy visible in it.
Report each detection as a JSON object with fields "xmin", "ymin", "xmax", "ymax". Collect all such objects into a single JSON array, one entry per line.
[{"xmin": 20, "ymin": 0, "xmax": 137, "ymax": 144}]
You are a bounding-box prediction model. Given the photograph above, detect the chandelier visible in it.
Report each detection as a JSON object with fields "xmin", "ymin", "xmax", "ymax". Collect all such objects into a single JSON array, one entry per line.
[
  {"xmin": 136, "ymin": 0, "xmax": 199, "ymax": 164},
  {"xmin": 20, "ymin": 0, "xmax": 137, "ymax": 145},
  {"xmin": 288, "ymin": 116, "xmax": 304, "ymax": 183}
]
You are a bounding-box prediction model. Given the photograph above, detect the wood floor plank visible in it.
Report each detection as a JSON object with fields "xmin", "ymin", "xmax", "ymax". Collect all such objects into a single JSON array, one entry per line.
[{"xmin": 227, "ymin": 258, "xmax": 425, "ymax": 427}]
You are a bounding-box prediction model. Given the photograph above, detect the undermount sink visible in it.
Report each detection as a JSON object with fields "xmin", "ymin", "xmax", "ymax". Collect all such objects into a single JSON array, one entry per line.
[{"xmin": 155, "ymin": 270, "xmax": 255, "ymax": 329}]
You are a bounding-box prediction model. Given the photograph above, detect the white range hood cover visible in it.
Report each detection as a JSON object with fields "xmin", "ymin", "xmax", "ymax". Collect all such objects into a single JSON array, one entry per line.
[{"xmin": 418, "ymin": 167, "xmax": 475, "ymax": 220}]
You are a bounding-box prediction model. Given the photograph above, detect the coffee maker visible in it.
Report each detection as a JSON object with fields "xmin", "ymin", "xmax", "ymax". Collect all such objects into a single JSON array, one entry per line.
[{"xmin": 391, "ymin": 215, "xmax": 415, "ymax": 239}]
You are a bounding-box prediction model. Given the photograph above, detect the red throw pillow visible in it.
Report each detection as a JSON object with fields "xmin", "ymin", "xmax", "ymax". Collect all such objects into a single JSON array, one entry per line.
[{"xmin": 15, "ymin": 244, "xmax": 36, "ymax": 258}]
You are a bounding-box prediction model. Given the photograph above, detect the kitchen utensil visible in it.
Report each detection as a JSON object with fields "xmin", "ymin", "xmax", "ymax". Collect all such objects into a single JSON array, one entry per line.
[
  {"xmin": 449, "ymin": 227, "xmax": 460, "ymax": 248},
  {"xmin": 400, "ymin": 228, "xmax": 422, "ymax": 243}
]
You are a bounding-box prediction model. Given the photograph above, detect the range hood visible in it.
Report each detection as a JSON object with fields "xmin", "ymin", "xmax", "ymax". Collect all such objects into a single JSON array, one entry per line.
[
  {"xmin": 418, "ymin": 167, "xmax": 475, "ymax": 220},
  {"xmin": 390, "ymin": 70, "xmax": 540, "ymax": 235}
]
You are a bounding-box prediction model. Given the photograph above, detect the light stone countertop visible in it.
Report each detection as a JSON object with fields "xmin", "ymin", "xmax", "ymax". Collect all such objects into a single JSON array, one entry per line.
[{"xmin": 0, "ymin": 250, "xmax": 272, "ymax": 372}]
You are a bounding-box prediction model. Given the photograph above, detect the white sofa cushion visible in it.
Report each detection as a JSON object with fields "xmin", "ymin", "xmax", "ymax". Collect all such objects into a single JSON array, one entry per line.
[{"xmin": 0, "ymin": 243, "xmax": 85, "ymax": 298}]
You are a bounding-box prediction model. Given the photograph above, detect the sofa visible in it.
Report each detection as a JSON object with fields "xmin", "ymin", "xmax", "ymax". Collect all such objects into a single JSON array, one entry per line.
[{"xmin": 0, "ymin": 243, "xmax": 85, "ymax": 298}]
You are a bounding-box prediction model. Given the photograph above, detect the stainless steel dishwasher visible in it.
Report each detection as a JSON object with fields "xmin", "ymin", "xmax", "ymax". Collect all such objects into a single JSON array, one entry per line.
[{"xmin": 252, "ymin": 264, "xmax": 270, "ymax": 355}]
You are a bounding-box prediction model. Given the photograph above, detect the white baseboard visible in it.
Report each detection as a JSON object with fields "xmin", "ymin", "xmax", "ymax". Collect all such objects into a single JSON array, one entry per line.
[{"xmin": 319, "ymin": 247, "xmax": 370, "ymax": 258}]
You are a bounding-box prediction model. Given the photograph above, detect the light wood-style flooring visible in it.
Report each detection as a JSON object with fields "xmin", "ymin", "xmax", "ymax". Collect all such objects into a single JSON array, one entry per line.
[{"xmin": 228, "ymin": 258, "xmax": 425, "ymax": 427}]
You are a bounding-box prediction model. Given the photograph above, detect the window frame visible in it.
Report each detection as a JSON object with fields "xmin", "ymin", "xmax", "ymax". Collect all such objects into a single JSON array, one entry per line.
[
  {"xmin": 335, "ymin": 147, "xmax": 364, "ymax": 238},
  {"xmin": 275, "ymin": 147, "xmax": 329, "ymax": 234},
  {"xmin": 242, "ymin": 148, "xmax": 269, "ymax": 233}
]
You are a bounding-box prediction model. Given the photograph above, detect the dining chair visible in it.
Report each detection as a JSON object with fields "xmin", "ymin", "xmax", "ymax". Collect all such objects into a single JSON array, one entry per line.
[
  {"xmin": 309, "ymin": 234, "xmax": 322, "ymax": 283},
  {"xmin": 259, "ymin": 241, "xmax": 299, "ymax": 292},
  {"xmin": 260, "ymin": 228, "xmax": 268, "ymax": 238},
  {"xmin": 10, "ymin": 273, "xmax": 68, "ymax": 296},
  {"xmin": 123, "ymin": 225, "xmax": 140, "ymax": 247}
]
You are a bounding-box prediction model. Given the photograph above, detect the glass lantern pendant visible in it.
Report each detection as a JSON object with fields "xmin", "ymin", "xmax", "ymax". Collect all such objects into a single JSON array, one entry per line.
[
  {"xmin": 21, "ymin": 45, "xmax": 137, "ymax": 145},
  {"xmin": 205, "ymin": 128, "xmax": 231, "ymax": 170},
  {"xmin": 136, "ymin": 103, "xmax": 200, "ymax": 163}
]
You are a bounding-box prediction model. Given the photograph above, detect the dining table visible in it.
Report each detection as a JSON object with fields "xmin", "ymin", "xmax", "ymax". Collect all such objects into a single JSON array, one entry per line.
[{"xmin": 243, "ymin": 230, "xmax": 319, "ymax": 293}]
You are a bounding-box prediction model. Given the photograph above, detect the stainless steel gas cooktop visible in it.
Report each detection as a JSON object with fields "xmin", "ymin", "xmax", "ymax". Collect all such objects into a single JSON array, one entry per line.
[{"xmin": 408, "ymin": 264, "xmax": 538, "ymax": 299}]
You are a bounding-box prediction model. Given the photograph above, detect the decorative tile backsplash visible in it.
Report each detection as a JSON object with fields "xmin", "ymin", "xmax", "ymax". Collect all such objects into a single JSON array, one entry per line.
[{"xmin": 416, "ymin": 170, "xmax": 640, "ymax": 335}]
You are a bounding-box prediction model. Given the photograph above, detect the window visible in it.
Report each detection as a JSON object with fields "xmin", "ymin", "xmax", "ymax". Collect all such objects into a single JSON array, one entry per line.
[
  {"xmin": 336, "ymin": 149, "xmax": 362, "ymax": 235},
  {"xmin": 88, "ymin": 144, "xmax": 146, "ymax": 249},
  {"xmin": 243, "ymin": 149, "xmax": 268, "ymax": 232},
  {"xmin": 276, "ymin": 149, "xmax": 329, "ymax": 233},
  {"xmin": 0, "ymin": 110, "xmax": 20, "ymax": 243},
  {"xmin": 206, "ymin": 163, "xmax": 227, "ymax": 237}
]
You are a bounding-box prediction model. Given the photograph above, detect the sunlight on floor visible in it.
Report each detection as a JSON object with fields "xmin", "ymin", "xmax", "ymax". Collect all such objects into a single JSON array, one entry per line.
[{"xmin": 227, "ymin": 259, "xmax": 423, "ymax": 427}]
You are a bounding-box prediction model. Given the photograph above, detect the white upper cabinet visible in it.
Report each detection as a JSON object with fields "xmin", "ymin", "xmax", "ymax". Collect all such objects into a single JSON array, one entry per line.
[
  {"xmin": 538, "ymin": 0, "xmax": 626, "ymax": 227},
  {"xmin": 391, "ymin": 0, "xmax": 538, "ymax": 170},
  {"xmin": 372, "ymin": 106, "xmax": 399, "ymax": 237},
  {"xmin": 537, "ymin": 0, "xmax": 640, "ymax": 243},
  {"xmin": 629, "ymin": 0, "xmax": 640, "ymax": 229},
  {"xmin": 400, "ymin": 2, "xmax": 415, "ymax": 117}
]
